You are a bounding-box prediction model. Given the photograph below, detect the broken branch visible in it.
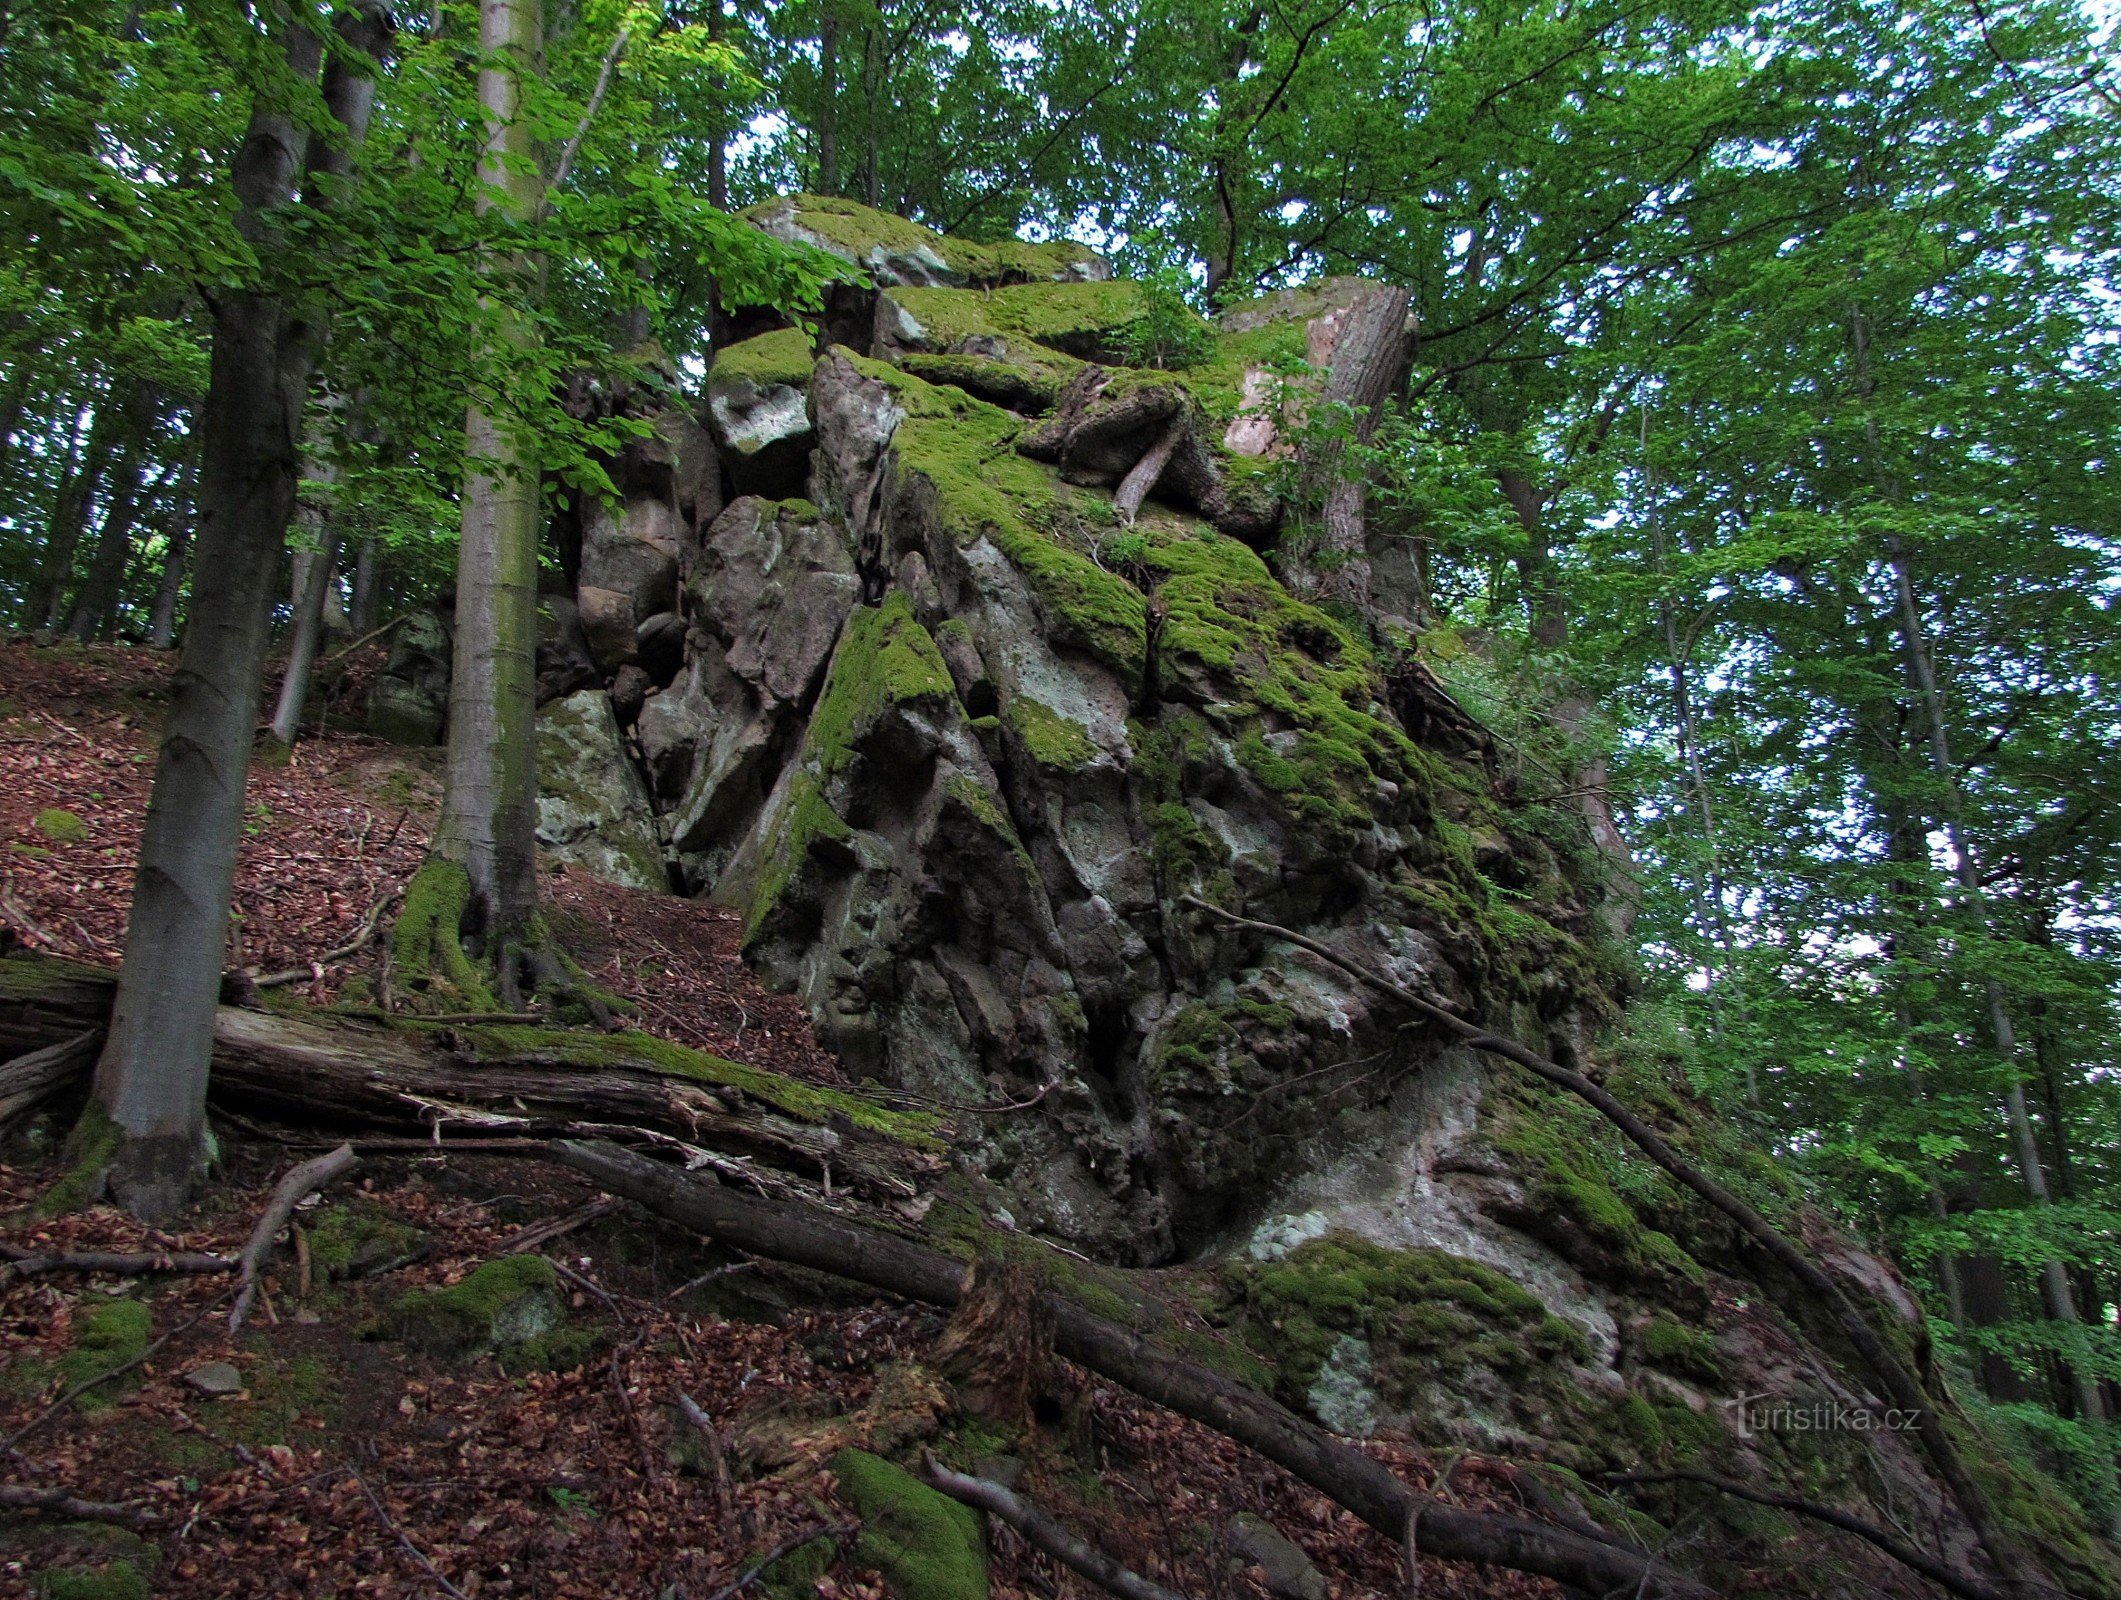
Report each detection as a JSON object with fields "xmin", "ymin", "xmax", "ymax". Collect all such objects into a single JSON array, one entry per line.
[
  {"xmin": 229, "ymin": 1143, "xmax": 357, "ymax": 1331},
  {"xmin": 922, "ymin": 1453, "xmax": 1194, "ymax": 1600}
]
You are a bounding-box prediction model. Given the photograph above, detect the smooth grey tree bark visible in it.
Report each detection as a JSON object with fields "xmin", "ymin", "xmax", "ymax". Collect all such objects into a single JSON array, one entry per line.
[
  {"xmin": 146, "ymin": 452, "xmax": 198, "ymax": 650},
  {"xmin": 82, "ymin": 0, "xmax": 391, "ymax": 1219},
  {"xmin": 427, "ymin": 0, "xmax": 546, "ymax": 976}
]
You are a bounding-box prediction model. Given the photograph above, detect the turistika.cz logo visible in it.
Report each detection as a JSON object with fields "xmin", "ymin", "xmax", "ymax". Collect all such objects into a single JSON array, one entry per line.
[{"xmin": 1725, "ymin": 1394, "xmax": 1920, "ymax": 1438}]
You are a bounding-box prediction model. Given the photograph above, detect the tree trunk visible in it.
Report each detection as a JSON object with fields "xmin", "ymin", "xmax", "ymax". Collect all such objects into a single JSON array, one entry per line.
[
  {"xmin": 29, "ymin": 395, "xmax": 115, "ymax": 630},
  {"xmin": 82, "ymin": 2, "xmax": 390, "ymax": 1220},
  {"xmin": 706, "ymin": 0, "xmax": 728, "ymax": 209},
  {"xmin": 1301, "ymin": 283, "xmax": 1407, "ymax": 614},
  {"xmin": 347, "ymin": 533, "xmax": 381, "ymax": 635},
  {"xmin": 431, "ymin": 0, "xmax": 546, "ymax": 954},
  {"xmin": 269, "ymin": 531, "xmax": 337, "ymax": 746},
  {"xmin": 1850, "ymin": 302, "xmax": 2104, "ymax": 1425},
  {"xmin": 817, "ymin": 11, "xmax": 840, "ymax": 194},
  {"xmin": 64, "ymin": 415, "xmax": 156, "ymax": 642},
  {"xmin": 147, "ymin": 454, "xmax": 197, "ymax": 650}
]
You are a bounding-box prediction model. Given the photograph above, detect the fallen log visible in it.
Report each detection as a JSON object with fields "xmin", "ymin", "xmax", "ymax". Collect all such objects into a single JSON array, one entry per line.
[
  {"xmin": 0, "ymin": 953, "xmax": 933, "ymax": 1203},
  {"xmin": 553, "ymin": 1138, "xmax": 1718, "ymax": 1600}
]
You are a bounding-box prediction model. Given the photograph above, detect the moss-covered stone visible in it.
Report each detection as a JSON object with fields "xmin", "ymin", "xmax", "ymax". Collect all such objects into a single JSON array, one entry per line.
[
  {"xmin": 378, "ymin": 1255, "xmax": 563, "ymax": 1357},
  {"xmin": 1218, "ymin": 1232, "xmax": 1584, "ymax": 1419},
  {"xmin": 56, "ymin": 1299, "xmax": 151, "ymax": 1411},
  {"xmin": 1002, "ymin": 696, "xmax": 1096, "ymax": 770},
  {"xmin": 306, "ymin": 1202, "xmax": 425, "ymax": 1280},
  {"xmin": 831, "ymin": 1448, "xmax": 988, "ymax": 1600},
  {"xmin": 36, "ymin": 1560, "xmax": 150, "ymax": 1600},
  {"xmin": 1638, "ymin": 1314, "xmax": 1722, "ymax": 1383},
  {"xmin": 31, "ymin": 808, "xmax": 88, "ymax": 845},
  {"xmin": 712, "ymin": 327, "xmax": 818, "ymax": 390},
  {"xmin": 744, "ymin": 195, "xmax": 1104, "ymax": 290},
  {"xmin": 759, "ymin": 1533, "xmax": 842, "ymax": 1600},
  {"xmin": 839, "ymin": 354, "xmax": 1147, "ymax": 679}
]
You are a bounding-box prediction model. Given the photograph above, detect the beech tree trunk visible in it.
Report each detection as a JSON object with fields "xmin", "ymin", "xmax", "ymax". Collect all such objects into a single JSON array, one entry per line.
[
  {"xmin": 432, "ymin": 0, "xmax": 546, "ymax": 950},
  {"xmin": 269, "ymin": 532, "xmax": 337, "ymax": 745},
  {"xmin": 147, "ymin": 473, "xmax": 195, "ymax": 650},
  {"xmin": 65, "ymin": 415, "xmax": 157, "ymax": 642},
  {"xmin": 1298, "ymin": 283, "xmax": 1408, "ymax": 612},
  {"xmin": 29, "ymin": 396, "xmax": 115, "ymax": 630},
  {"xmin": 818, "ymin": 11, "xmax": 840, "ymax": 193},
  {"xmin": 82, "ymin": 3, "xmax": 389, "ymax": 1220}
]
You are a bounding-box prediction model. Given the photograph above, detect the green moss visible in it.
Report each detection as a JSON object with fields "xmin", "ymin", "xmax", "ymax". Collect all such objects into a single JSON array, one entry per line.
[
  {"xmin": 805, "ymin": 594, "xmax": 955, "ymax": 776},
  {"xmin": 389, "ymin": 859, "xmax": 497, "ymax": 1010},
  {"xmin": 37, "ymin": 1560, "xmax": 150, "ymax": 1600},
  {"xmin": 379, "ymin": 1255, "xmax": 562, "ymax": 1356},
  {"xmin": 1002, "ymin": 696, "xmax": 1097, "ymax": 770},
  {"xmin": 1219, "ymin": 1232, "xmax": 1568, "ymax": 1414},
  {"xmin": 712, "ymin": 327, "xmax": 818, "ymax": 391},
  {"xmin": 745, "ymin": 773, "xmax": 858, "ymax": 947},
  {"xmin": 306, "ymin": 1202, "xmax": 424, "ymax": 1280},
  {"xmin": 760, "ymin": 1533, "xmax": 842, "ymax": 1600},
  {"xmin": 1638, "ymin": 1315, "xmax": 1721, "ymax": 1383},
  {"xmin": 888, "ymin": 281, "xmax": 1146, "ymax": 364},
  {"xmin": 438, "ymin": 1019, "xmax": 940, "ymax": 1146},
  {"xmin": 841, "ymin": 354, "xmax": 1146, "ymax": 677},
  {"xmin": 32, "ymin": 1101, "xmax": 122, "ymax": 1219},
  {"xmin": 1488, "ymin": 1084, "xmax": 1702, "ymax": 1286},
  {"xmin": 56, "ymin": 1299, "xmax": 151, "ymax": 1411},
  {"xmin": 743, "ymin": 194, "xmax": 1100, "ymax": 290},
  {"xmin": 32, "ymin": 808, "xmax": 88, "ymax": 844},
  {"xmin": 898, "ymin": 353, "xmax": 1065, "ymax": 413},
  {"xmin": 831, "ymin": 1448, "xmax": 989, "ymax": 1600}
]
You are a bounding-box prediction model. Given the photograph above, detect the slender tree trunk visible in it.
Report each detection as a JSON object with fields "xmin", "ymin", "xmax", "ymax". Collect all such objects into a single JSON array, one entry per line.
[
  {"xmin": 1850, "ymin": 303, "xmax": 2105, "ymax": 1425},
  {"xmin": 82, "ymin": 2, "xmax": 389, "ymax": 1219},
  {"xmin": 860, "ymin": 24, "xmax": 881, "ymax": 209},
  {"xmin": 1297, "ymin": 282, "xmax": 1407, "ymax": 613},
  {"xmin": 269, "ymin": 533, "xmax": 337, "ymax": 745},
  {"xmin": 65, "ymin": 417, "xmax": 156, "ymax": 642},
  {"xmin": 817, "ymin": 12, "xmax": 839, "ymax": 194},
  {"xmin": 706, "ymin": 1, "xmax": 728, "ymax": 209},
  {"xmin": 431, "ymin": 0, "xmax": 546, "ymax": 958},
  {"xmin": 347, "ymin": 533, "xmax": 380, "ymax": 635},
  {"xmin": 148, "ymin": 453, "xmax": 198, "ymax": 650},
  {"xmin": 29, "ymin": 396, "xmax": 115, "ymax": 630}
]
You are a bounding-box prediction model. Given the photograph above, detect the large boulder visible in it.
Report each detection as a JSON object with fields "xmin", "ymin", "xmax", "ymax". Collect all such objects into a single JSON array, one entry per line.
[
  {"xmin": 741, "ymin": 194, "xmax": 1108, "ymax": 290},
  {"xmin": 367, "ymin": 609, "xmax": 452, "ymax": 746},
  {"xmin": 707, "ymin": 328, "xmax": 818, "ymax": 499},
  {"xmin": 535, "ymin": 689, "xmax": 666, "ymax": 891}
]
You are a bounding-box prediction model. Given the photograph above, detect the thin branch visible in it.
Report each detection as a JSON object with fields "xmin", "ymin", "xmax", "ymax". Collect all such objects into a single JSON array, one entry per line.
[
  {"xmin": 230, "ymin": 1143, "xmax": 358, "ymax": 1331},
  {"xmin": 0, "ymin": 1480, "xmax": 160, "ymax": 1528},
  {"xmin": 923, "ymin": 1455, "xmax": 1195, "ymax": 1600}
]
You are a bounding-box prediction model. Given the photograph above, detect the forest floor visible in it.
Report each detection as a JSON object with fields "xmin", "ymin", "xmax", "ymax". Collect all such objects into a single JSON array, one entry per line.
[{"xmin": 0, "ymin": 641, "xmax": 1563, "ymax": 1600}]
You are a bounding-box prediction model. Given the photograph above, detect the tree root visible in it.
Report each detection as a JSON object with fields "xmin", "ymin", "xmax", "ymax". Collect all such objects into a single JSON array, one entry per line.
[
  {"xmin": 1178, "ymin": 894, "xmax": 2041, "ymax": 1599},
  {"xmin": 553, "ymin": 1138, "xmax": 1718, "ymax": 1600}
]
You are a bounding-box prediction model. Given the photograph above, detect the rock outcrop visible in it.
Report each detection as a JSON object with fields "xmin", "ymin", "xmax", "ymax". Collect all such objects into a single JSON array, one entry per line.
[{"xmin": 380, "ymin": 200, "xmax": 2121, "ymax": 1595}]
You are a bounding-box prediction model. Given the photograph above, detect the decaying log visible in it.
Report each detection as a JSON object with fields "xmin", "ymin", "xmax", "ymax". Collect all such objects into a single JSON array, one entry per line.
[
  {"xmin": 1178, "ymin": 896, "xmax": 2038, "ymax": 1600},
  {"xmin": 0, "ymin": 1480, "xmax": 160, "ymax": 1529},
  {"xmin": 922, "ymin": 1454, "xmax": 1193, "ymax": 1600},
  {"xmin": 553, "ymin": 1139, "xmax": 1716, "ymax": 1600},
  {"xmin": 0, "ymin": 953, "xmax": 931, "ymax": 1202},
  {"xmin": 0, "ymin": 1029, "xmax": 101, "ymax": 1127}
]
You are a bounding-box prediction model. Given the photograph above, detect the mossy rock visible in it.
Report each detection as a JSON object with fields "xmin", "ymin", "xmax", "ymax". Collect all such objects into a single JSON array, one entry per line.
[
  {"xmin": 56, "ymin": 1299, "xmax": 151, "ymax": 1411},
  {"xmin": 831, "ymin": 1449, "xmax": 988, "ymax": 1600},
  {"xmin": 759, "ymin": 1533, "xmax": 842, "ymax": 1600},
  {"xmin": 1219, "ymin": 1231, "xmax": 1586, "ymax": 1418},
  {"xmin": 306, "ymin": 1202, "xmax": 426, "ymax": 1280},
  {"xmin": 36, "ymin": 1560, "xmax": 150, "ymax": 1600},
  {"xmin": 32, "ymin": 808, "xmax": 88, "ymax": 845},
  {"xmin": 376, "ymin": 1256, "xmax": 565, "ymax": 1358}
]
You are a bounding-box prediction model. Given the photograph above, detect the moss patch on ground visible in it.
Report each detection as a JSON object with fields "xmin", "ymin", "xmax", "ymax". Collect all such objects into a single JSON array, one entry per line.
[
  {"xmin": 55, "ymin": 1299, "xmax": 151, "ymax": 1411},
  {"xmin": 32, "ymin": 807, "xmax": 89, "ymax": 844},
  {"xmin": 307, "ymin": 1201, "xmax": 426, "ymax": 1280},
  {"xmin": 831, "ymin": 1448, "xmax": 989, "ymax": 1600},
  {"xmin": 36, "ymin": 1560, "xmax": 151, "ymax": 1600},
  {"xmin": 377, "ymin": 1255, "xmax": 565, "ymax": 1358}
]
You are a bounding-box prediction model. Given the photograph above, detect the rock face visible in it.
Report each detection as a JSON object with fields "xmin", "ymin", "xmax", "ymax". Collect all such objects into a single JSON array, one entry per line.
[
  {"xmin": 367, "ymin": 609, "xmax": 452, "ymax": 745},
  {"xmin": 403, "ymin": 205, "xmax": 2117, "ymax": 1582},
  {"xmin": 535, "ymin": 689, "xmax": 666, "ymax": 892}
]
